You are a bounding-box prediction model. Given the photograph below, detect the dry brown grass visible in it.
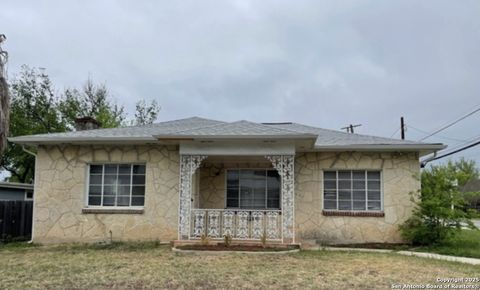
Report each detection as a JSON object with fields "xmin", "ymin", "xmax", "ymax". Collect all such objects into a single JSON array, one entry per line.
[{"xmin": 0, "ymin": 242, "xmax": 478, "ymax": 289}]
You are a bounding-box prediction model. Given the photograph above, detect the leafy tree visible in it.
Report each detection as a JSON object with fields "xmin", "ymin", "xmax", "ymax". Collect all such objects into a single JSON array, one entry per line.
[
  {"xmin": 1, "ymin": 66, "xmax": 67, "ymax": 182},
  {"xmin": 400, "ymin": 160, "xmax": 478, "ymax": 245},
  {"xmin": 133, "ymin": 100, "xmax": 160, "ymax": 125},
  {"xmin": 1, "ymin": 66, "xmax": 158, "ymax": 183},
  {"xmin": 60, "ymin": 79, "xmax": 125, "ymax": 129},
  {"xmin": 446, "ymin": 158, "xmax": 479, "ymax": 187}
]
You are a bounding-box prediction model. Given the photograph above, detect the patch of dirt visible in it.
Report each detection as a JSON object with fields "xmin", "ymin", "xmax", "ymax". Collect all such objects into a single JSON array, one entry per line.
[
  {"xmin": 332, "ymin": 243, "xmax": 410, "ymax": 250},
  {"xmin": 175, "ymin": 244, "xmax": 298, "ymax": 252}
]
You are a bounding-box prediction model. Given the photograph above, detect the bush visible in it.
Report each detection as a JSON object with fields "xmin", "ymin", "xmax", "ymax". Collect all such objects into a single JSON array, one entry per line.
[{"xmin": 400, "ymin": 161, "xmax": 477, "ymax": 245}]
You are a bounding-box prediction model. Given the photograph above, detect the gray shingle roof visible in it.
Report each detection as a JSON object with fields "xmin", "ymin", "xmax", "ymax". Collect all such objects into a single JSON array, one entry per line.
[
  {"xmin": 263, "ymin": 122, "xmax": 425, "ymax": 147},
  {"xmin": 9, "ymin": 116, "xmax": 445, "ymax": 151},
  {"xmin": 154, "ymin": 120, "xmax": 315, "ymax": 138}
]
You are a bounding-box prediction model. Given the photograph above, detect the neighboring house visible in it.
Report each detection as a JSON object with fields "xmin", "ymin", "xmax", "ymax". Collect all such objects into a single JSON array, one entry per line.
[
  {"xmin": 9, "ymin": 117, "xmax": 445, "ymax": 245},
  {"xmin": 460, "ymin": 179, "xmax": 480, "ymax": 212},
  {"xmin": 0, "ymin": 182, "xmax": 34, "ymax": 201}
]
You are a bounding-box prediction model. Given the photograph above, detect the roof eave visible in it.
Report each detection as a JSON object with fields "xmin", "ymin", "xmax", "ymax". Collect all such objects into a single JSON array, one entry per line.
[
  {"xmin": 0, "ymin": 182, "xmax": 34, "ymax": 190},
  {"xmin": 8, "ymin": 136, "xmax": 159, "ymax": 145},
  {"xmin": 310, "ymin": 144, "xmax": 446, "ymax": 156}
]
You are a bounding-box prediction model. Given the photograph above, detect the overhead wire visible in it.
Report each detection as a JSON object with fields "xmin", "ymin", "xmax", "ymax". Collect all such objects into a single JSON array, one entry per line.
[{"xmin": 418, "ymin": 104, "xmax": 480, "ymax": 141}]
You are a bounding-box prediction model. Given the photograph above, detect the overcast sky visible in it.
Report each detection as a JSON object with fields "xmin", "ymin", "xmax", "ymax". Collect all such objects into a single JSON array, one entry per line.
[{"xmin": 1, "ymin": 0, "xmax": 480, "ymax": 166}]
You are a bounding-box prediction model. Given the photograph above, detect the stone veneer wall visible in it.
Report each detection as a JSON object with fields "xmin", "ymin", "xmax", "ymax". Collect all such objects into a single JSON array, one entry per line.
[
  {"xmin": 295, "ymin": 152, "xmax": 420, "ymax": 244},
  {"xmin": 197, "ymin": 152, "xmax": 420, "ymax": 244},
  {"xmin": 33, "ymin": 146, "xmax": 419, "ymax": 245},
  {"xmin": 33, "ymin": 145, "xmax": 179, "ymax": 244}
]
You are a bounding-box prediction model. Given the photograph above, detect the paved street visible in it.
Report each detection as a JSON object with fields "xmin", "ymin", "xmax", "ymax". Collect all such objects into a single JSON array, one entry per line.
[{"xmin": 474, "ymin": 219, "xmax": 480, "ymax": 228}]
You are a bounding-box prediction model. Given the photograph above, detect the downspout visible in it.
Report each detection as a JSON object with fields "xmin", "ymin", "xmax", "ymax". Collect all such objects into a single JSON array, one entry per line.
[{"xmin": 22, "ymin": 145, "xmax": 37, "ymax": 243}]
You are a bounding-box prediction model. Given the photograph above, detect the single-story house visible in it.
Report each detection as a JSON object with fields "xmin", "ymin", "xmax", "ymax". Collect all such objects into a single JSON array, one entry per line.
[
  {"xmin": 0, "ymin": 182, "xmax": 34, "ymax": 201},
  {"xmin": 9, "ymin": 117, "xmax": 445, "ymax": 245}
]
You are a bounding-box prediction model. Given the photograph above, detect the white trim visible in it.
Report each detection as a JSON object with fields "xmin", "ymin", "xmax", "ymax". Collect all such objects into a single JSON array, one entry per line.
[
  {"xmin": 313, "ymin": 144, "xmax": 446, "ymax": 151},
  {"xmin": 180, "ymin": 141, "xmax": 296, "ymax": 156}
]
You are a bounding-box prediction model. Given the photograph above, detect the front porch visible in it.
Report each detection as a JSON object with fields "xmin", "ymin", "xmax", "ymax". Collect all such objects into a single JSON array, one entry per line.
[{"xmin": 177, "ymin": 153, "xmax": 296, "ymax": 244}]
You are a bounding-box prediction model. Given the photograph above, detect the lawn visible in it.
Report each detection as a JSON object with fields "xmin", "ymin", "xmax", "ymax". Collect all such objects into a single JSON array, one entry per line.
[
  {"xmin": 415, "ymin": 229, "xmax": 480, "ymax": 259},
  {"xmin": 0, "ymin": 242, "xmax": 479, "ymax": 289}
]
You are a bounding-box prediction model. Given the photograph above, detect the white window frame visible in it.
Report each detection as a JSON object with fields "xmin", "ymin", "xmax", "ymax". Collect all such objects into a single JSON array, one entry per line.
[
  {"xmin": 322, "ymin": 169, "xmax": 383, "ymax": 212},
  {"xmin": 85, "ymin": 163, "xmax": 146, "ymax": 208},
  {"xmin": 224, "ymin": 168, "xmax": 281, "ymax": 210}
]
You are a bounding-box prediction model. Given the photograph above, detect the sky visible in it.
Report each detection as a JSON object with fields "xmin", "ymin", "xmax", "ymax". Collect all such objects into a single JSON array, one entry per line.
[{"xmin": 1, "ymin": 0, "xmax": 480, "ymax": 167}]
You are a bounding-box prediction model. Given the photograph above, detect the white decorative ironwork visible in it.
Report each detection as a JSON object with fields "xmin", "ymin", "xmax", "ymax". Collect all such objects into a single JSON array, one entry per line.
[
  {"xmin": 266, "ymin": 211, "xmax": 280, "ymax": 240},
  {"xmin": 190, "ymin": 209, "xmax": 281, "ymax": 240},
  {"xmin": 207, "ymin": 210, "xmax": 221, "ymax": 238},
  {"xmin": 222, "ymin": 210, "xmax": 235, "ymax": 237},
  {"xmin": 192, "ymin": 209, "xmax": 206, "ymax": 237},
  {"xmin": 265, "ymin": 155, "xmax": 295, "ymax": 242},
  {"xmin": 251, "ymin": 211, "xmax": 264, "ymax": 239},
  {"xmin": 178, "ymin": 155, "xmax": 208, "ymax": 239},
  {"xmin": 236, "ymin": 211, "xmax": 249, "ymax": 239}
]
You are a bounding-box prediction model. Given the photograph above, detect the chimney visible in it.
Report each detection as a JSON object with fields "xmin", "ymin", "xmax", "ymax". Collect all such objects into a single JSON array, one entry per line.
[{"xmin": 74, "ymin": 117, "xmax": 101, "ymax": 131}]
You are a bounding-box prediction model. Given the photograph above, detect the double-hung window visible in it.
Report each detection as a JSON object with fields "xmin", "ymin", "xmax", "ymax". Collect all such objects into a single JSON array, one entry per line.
[
  {"xmin": 323, "ymin": 170, "xmax": 382, "ymax": 211},
  {"xmin": 226, "ymin": 169, "xmax": 280, "ymax": 209},
  {"xmin": 87, "ymin": 164, "xmax": 146, "ymax": 207}
]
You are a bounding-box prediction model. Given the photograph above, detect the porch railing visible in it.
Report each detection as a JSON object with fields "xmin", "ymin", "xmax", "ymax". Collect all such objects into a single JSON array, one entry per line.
[{"xmin": 190, "ymin": 209, "xmax": 282, "ymax": 241}]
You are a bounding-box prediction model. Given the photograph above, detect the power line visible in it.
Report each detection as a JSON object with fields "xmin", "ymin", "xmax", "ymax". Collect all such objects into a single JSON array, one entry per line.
[
  {"xmin": 407, "ymin": 125, "xmax": 466, "ymax": 143},
  {"xmin": 421, "ymin": 139, "xmax": 480, "ymax": 166},
  {"xmin": 418, "ymin": 105, "xmax": 480, "ymax": 141},
  {"xmin": 389, "ymin": 127, "xmax": 400, "ymax": 138},
  {"xmin": 436, "ymin": 133, "xmax": 480, "ymax": 154}
]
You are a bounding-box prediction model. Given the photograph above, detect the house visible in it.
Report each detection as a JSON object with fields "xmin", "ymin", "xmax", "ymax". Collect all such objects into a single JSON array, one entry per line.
[
  {"xmin": 9, "ymin": 117, "xmax": 445, "ymax": 245},
  {"xmin": 460, "ymin": 179, "xmax": 480, "ymax": 212},
  {"xmin": 0, "ymin": 182, "xmax": 34, "ymax": 201}
]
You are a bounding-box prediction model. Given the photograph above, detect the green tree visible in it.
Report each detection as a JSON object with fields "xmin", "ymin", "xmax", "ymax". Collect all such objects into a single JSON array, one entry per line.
[
  {"xmin": 400, "ymin": 160, "xmax": 478, "ymax": 245},
  {"xmin": 60, "ymin": 79, "xmax": 125, "ymax": 129},
  {"xmin": 1, "ymin": 66, "xmax": 155, "ymax": 183},
  {"xmin": 446, "ymin": 158, "xmax": 479, "ymax": 187},
  {"xmin": 1, "ymin": 66, "xmax": 67, "ymax": 182},
  {"xmin": 133, "ymin": 100, "xmax": 160, "ymax": 125}
]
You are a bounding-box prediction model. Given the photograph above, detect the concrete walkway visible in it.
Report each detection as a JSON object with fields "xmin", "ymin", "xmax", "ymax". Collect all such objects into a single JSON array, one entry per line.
[
  {"xmin": 473, "ymin": 219, "xmax": 480, "ymax": 229},
  {"xmin": 312, "ymin": 247, "xmax": 480, "ymax": 265}
]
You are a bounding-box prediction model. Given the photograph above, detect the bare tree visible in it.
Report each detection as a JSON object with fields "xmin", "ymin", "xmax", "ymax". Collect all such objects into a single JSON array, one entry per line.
[{"xmin": 0, "ymin": 34, "xmax": 9, "ymax": 154}]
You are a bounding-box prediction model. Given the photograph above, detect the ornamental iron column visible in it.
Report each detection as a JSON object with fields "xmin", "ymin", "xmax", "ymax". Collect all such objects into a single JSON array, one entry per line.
[
  {"xmin": 265, "ymin": 155, "xmax": 295, "ymax": 244},
  {"xmin": 178, "ymin": 155, "xmax": 207, "ymax": 240}
]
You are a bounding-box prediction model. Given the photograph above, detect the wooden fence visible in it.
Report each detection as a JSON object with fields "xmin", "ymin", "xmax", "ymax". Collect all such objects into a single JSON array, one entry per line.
[{"xmin": 0, "ymin": 201, "xmax": 33, "ymax": 242}]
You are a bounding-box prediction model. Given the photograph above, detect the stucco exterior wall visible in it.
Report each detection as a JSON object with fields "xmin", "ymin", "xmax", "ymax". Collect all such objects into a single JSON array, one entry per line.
[
  {"xmin": 33, "ymin": 145, "xmax": 179, "ymax": 244},
  {"xmin": 295, "ymin": 152, "xmax": 420, "ymax": 245}
]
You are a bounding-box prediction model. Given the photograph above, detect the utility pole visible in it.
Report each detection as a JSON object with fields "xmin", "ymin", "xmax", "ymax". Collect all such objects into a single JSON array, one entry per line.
[
  {"xmin": 400, "ymin": 117, "xmax": 405, "ymax": 140},
  {"xmin": 0, "ymin": 34, "xmax": 8, "ymax": 154},
  {"xmin": 341, "ymin": 124, "xmax": 362, "ymax": 133}
]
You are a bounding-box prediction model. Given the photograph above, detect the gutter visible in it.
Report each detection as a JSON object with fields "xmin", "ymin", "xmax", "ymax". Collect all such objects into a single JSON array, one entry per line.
[{"xmin": 21, "ymin": 145, "xmax": 36, "ymax": 244}]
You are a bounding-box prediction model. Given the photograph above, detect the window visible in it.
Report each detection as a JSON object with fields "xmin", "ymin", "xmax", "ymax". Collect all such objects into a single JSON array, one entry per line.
[
  {"xmin": 323, "ymin": 170, "xmax": 382, "ymax": 211},
  {"xmin": 226, "ymin": 169, "xmax": 280, "ymax": 209},
  {"xmin": 87, "ymin": 164, "xmax": 146, "ymax": 207}
]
